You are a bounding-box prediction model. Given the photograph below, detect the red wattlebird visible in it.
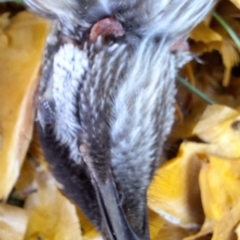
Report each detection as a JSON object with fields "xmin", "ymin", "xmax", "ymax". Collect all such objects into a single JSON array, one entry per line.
[{"xmin": 24, "ymin": 1, "xmax": 216, "ymax": 239}]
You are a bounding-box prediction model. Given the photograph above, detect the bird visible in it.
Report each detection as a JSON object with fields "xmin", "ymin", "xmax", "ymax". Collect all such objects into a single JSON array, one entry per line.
[{"xmin": 24, "ymin": 0, "xmax": 216, "ymax": 239}]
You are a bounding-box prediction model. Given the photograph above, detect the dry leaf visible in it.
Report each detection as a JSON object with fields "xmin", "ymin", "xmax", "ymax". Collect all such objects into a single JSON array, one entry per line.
[
  {"xmin": 148, "ymin": 105, "xmax": 240, "ymax": 239},
  {"xmin": 229, "ymin": 0, "xmax": 240, "ymax": 9},
  {"xmin": 0, "ymin": 203, "xmax": 28, "ymax": 240},
  {"xmin": 24, "ymin": 170, "xmax": 82, "ymax": 240},
  {"xmin": 149, "ymin": 210, "xmax": 197, "ymax": 240},
  {"xmin": 183, "ymin": 220, "xmax": 213, "ymax": 240},
  {"xmin": 212, "ymin": 194, "xmax": 240, "ymax": 240},
  {"xmin": 234, "ymin": 220, "xmax": 240, "ymax": 239},
  {"xmin": 190, "ymin": 22, "xmax": 222, "ymax": 43},
  {"xmin": 0, "ymin": 11, "xmax": 50, "ymax": 199},
  {"xmin": 148, "ymin": 142, "xmax": 206, "ymax": 229},
  {"xmin": 184, "ymin": 105, "xmax": 240, "ymax": 239},
  {"xmin": 221, "ymin": 40, "xmax": 240, "ymax": 86},
  {"xmin": 200, "ymin": 155, "xmax": 240, "ymax": 222},
  {"xmin": 77, "ymin": 208, "xmax": 102, "ymax": 240},
  {"xmin": 15, "ymin": 155, "xmax": 37, "ymax": 196},
  {"xmin": 212, "ymin": 1, "xmax": 240, "ymax": 86},
  {"xmin": 193, "ymin": 105, "xmax": 240, "ymax": 158}
]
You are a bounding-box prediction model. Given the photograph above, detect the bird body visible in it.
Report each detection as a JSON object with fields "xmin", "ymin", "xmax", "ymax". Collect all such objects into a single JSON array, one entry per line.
[{"xmin": 24, "ymin": 0, "xmax": 216, "ymax": 239}]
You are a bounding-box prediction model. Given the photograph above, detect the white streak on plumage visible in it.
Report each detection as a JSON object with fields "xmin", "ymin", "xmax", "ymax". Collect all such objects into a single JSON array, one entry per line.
[{"xmin": 51, "ymin": 44, "xmax": 89, "ymax": 162}]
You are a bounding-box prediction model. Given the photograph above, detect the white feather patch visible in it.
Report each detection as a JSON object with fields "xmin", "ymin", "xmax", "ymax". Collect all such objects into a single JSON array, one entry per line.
[{"xmin": 52, "ymin": 44, "xmax": 89, "ymax": 162}]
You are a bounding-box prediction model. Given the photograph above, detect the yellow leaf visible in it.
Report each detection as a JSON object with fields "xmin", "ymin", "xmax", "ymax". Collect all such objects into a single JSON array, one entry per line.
[
  {"xmin": 220, "ymin": 40, "xmax": 240, "ymax": 86},
  {"xmin": 15, "ymin": 155, "xmax": 37, "ymax": 196},
  {"xmin": 234, "ymin": 220, "xmax": 240, "ymax": 239},
  {"xmin": 76, "ymin": 208, "xmax": 101, "ymax": 240},
  {"xmin": 200, "ymin": 155, "xmax": 240, "ymax": 221},
  {"xmin": 148, "ymin": 142, "xmax": 206, "ymax": 229},
  {"xmin": 190, "ymin": 40, "xmax": 222, "ymax": 54},
  {"xmin": 212, "ymin": 200, "xmax": 240, "ymax": 240},
  {"xmin": 193, "ymin": 105, "xmax": 240, "ymax": 158},
  {"xmin": 150, "ymin": 209, "xmax": 197, "ymax": 240},
  {"xmin": 229, "ymin": 0, "xmax": 240, "ymax": 9},
  {"xmin": 149, "ymin": 210, "xmax": 165, "ymax": 240},
  {"xmin": 210, "ymin": 1, "xmax": 240, "ymax": 86},
  {"xmin": 24, "ymin": 170, "xmax": 82, "ymax": 240},
  {"xmin": 190, "ymin": 22, "xmax": 222, "ymax": 43},
  {"xmin": 183, "ymin": 219, "xmax": 213, "ymax": 240},
  {"xmin": 0, "ymin": 203, "xmax": 28, "ymax": 240},
  {"xmin": 0, "ymin": 11, "xmax": 50, "ymax": 199}
]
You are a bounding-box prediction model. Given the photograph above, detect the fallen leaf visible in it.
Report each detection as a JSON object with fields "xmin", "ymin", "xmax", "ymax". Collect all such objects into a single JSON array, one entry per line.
[
  {"xmin": 0, "ymin": 203, "xmax": 28, "ymax": 240},
  {"xmin": 0, "ymin": 11, "xmax": 50, "ymax": 199},
  {"xmin": 212, "ymin": 200, "xmax": 240, "ymax": 240},
  {"xmin": 77, "ymin": 208, "xmax": 101, "ymax": 240},
  {"xmin": 183, "ymin": 220, "xmax": 213, "ymax": 240},
  {"xmin": 193, "ymin": 105, "xmax": 240, "ymax": 158},
  {"xmin": 190, "ymin": 22, "xmax": 222, "ymax": 43},
  {"xmin": 200, "ymin": 155, "xmax": 240, "ymax": 222},
  {"xmin": 148, "ymin": 142, "xmax": 206, "ymax": 229},
  {"xmin": 24, "ymin": 170, "xmax": 82, "ymax": 240},
  {"xmin": 229, "ymin": 0, "xmax": 240, "ymax": 9}
]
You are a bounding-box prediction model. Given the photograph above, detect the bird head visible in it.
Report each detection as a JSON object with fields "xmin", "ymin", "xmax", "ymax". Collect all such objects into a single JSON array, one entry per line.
[{"xmin": 24, "ymin": 0, "xmax": 216, "ymax": 39}]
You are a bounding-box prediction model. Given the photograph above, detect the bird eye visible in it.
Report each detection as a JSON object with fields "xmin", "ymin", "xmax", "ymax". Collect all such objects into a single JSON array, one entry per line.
[
  {"xmin": 104, "ymin": 34, "xmax": 117, "ymax": 43},
  {"xmin": 153, "ymin": 35, "xmax": 161, "ymax": 44}
]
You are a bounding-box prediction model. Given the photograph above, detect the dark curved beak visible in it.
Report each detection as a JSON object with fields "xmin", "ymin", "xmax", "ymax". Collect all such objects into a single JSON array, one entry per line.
[
  {"xmin": 92, "ymin": 174, "xmax": 149, "ymax": 240},
  {"xmin": 80, "ymin": 145, "xmax": 149, "ymax": 240}
]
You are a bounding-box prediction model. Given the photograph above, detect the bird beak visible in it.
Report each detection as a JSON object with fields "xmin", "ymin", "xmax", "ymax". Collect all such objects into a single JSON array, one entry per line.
[
  {"xmin": 80, "ymin": 144, "xmax": 149, "ymax": 240},
  {"xmin": 91, "ymin": 174, "xmax": 149, "ymax": 240}
]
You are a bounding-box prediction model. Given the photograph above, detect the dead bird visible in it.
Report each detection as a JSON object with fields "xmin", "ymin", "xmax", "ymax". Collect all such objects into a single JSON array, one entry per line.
[{"xmin": 24, "ymin": 0, "xmax": 216, "ymax": 239}]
